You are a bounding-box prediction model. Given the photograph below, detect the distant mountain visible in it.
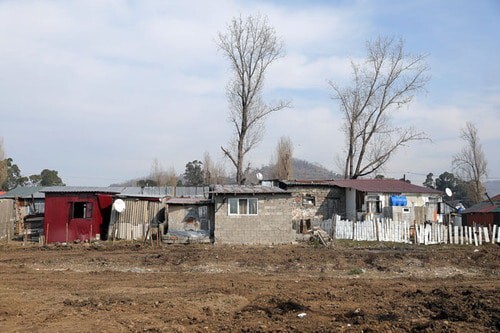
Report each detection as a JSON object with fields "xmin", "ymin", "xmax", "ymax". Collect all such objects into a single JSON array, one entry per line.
[{"xmin": 258, "ymin": 158, "xmax": 340, "ymax": 180}]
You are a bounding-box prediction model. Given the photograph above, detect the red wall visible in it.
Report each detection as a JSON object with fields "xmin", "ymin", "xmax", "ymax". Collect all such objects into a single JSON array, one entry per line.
[{"xmin": 44, "ymin": 193, "xmax": 113, "ymax": 243}]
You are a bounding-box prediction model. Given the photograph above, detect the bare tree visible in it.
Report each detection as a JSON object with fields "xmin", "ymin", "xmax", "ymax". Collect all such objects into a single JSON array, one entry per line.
[
  {"xmin": 150, "ymin": 158, "xmax": 166, "ymax": 186},
  {"xmin": 203, "ymin": 152, "xmax": 228, "ymax": 185},
  {"xmin": 0, "ymin": 138, "xmax": 6, "ymax": 188},
  {"xmin": 452, "ymin": 122, "xmax": 488, "ymax": 205},
  {"xmin": 217, "ymin": 14, "xmax": 290, "ymax": 184},
  {"xmin": 330, "ymin": 37, "xmax": 430, "ymax": 179},
  {"xmin": 164, "ymin": 166, "xmax": 179, "ymax": 187},
  {"xmin": 272, "ymin": 136, "xmax": 293, "ymax": 180}
]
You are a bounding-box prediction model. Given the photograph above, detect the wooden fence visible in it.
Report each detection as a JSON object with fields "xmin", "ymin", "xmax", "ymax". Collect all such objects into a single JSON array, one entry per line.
[{"xmin": 317, "ymin": 216, "xmax": 500, "ymax": 246}]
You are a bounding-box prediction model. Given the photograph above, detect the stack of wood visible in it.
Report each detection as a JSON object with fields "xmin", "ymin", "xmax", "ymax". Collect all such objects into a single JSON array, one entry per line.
[{"xmin": 312, "ymin": 227, "xmax": 331, "ymax": 247}]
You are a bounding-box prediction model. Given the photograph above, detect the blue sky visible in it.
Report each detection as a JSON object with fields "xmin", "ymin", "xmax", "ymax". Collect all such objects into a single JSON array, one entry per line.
[{"xmin": 0, "ymin": 0, "xmax": 498, "ymax": 186}]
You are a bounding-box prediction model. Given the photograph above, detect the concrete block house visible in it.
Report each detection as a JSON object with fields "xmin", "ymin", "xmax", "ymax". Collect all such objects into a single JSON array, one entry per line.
[{"xmin": 210, "ymin": 185, "xmax": 294, "ymax": 244}]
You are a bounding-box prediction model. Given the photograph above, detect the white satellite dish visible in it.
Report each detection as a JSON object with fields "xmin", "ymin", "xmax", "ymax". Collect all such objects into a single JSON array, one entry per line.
[
  {"xmin": 445, "ymin": 188, "xmax": 453, "ymax": 197},
  {"xmin": 113, "ymin": 199, "xmax": 126, "ymax": 213},
  {"xmin": 256, "ymin": 172, "xmax": 263, "ymax": 181}
]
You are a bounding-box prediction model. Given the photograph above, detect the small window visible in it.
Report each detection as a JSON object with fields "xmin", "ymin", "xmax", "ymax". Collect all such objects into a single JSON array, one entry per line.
[
  {"xmin": 228, "ymin": 198, "xmax": 258, "ymax": 215},
  {"xmin": 72, "ymin": 202, "xmax": 93, "ymax": 219},
  {"xmin": 302, "ymin": 195, "xmax": 316, "ymax": 206}
]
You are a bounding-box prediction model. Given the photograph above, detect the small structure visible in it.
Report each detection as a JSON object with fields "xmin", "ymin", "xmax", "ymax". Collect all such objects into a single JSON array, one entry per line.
[
  {"xmin": 0, "ymin": 186, "xmax": 46, "ymax": 240},
  {"xmin": 461, "ymin": 194, "xmax": 500, "ymax": 227},
  {"xmin": 43, "ymin": 187, "xmax": 121, "ymax": 243},
  {"xmin": 210, "ymin": 185, "xmax": 294, "ymax": 244},
  {"xmin": 332, "ymin": 179, "xmax": 443, "ymax": 223}
]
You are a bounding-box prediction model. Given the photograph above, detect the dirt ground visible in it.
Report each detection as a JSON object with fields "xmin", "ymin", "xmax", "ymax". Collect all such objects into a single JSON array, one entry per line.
[{"xmin": 0, "ymin": 240, "xmax": 498, "ymax": 333}]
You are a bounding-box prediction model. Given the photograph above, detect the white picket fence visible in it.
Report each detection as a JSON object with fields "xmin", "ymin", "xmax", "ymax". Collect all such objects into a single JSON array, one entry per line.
[{"xmin": 317, "ymin": 216, "xmax": 500, "ymax": 246}]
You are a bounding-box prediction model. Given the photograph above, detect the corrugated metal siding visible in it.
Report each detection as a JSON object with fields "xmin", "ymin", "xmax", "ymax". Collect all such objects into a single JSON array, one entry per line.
[{"xmin": 108, "ymin": 199, "xmax": 164, "ymax": 240}]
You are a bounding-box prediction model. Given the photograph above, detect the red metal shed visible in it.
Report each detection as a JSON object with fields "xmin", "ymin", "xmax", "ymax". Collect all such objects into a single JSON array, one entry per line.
[{"xmin": 42, "ymin": 187, "xmax": 122, "ymax": 243}]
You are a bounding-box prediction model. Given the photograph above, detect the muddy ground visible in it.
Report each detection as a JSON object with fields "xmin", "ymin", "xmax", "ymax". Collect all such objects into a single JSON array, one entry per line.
[{"xmin": 0, "ymin": 240, "xmax": 498, "ymax": 332}]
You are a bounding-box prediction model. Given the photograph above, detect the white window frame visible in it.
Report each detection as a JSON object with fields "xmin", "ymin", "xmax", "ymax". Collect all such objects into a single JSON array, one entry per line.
[{"xmin": 228, "ymin": 198, "xmax": 258, "ymax": 216}]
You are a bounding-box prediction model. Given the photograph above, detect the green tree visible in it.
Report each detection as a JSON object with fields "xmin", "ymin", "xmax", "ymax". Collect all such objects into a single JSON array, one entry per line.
[
  {"xmin": 184, "ymin": 160, "xmax": 204, "ymax": 186},
  {"xmin": 39, "ymin": 169, "xmax": 65, "ymax": 186},
  {"xmin": 1, "ymin": 158, "xmax": 28, "ymax": 190},
  {"xmin": 423, "ymin": 172, "xmax": 435, "ymax": 189},
  {"xmin": 435, "ymin": 171, "xmax": 470, "ymax": 205}
]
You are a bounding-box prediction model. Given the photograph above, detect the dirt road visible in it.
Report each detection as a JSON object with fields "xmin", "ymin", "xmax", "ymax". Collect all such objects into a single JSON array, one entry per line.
[{"xmin": 0, "ymin": 241, "xmax": 498, "ymax": 332}]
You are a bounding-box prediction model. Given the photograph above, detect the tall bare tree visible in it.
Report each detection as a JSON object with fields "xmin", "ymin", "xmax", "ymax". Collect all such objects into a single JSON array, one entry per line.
[
  {"xmin": 217, "ymin": 14, "xmax": 290, "ymax": 184},
  {"xmin": 330, "ymin": 37, "xmax": 430, "ymax": 179},
  {"xmin": 452, "ymin": 122, "xmax": 488, "ymax": 204},
  {"xmin": 203, "ymin": 152, "xmax": 228, "ymax": 185},
  {"xmin": 150, "ymin": 158, "xmax": 166, "ymax": 186},
  {"xmin": 272, "ymin": 136, "xmax": 293, "ymax": 180},
  {"xmin": 0, "ymin": 138, "xmax": 6, "ymax": 188},
  {"xmin": 164, "ymin": 166, "xmax": 179, "ymax": 187}
]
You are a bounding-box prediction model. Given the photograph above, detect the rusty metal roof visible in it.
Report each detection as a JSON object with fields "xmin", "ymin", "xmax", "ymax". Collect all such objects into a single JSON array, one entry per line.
[
  {"xmin": 462, "ymin": 202, "xmax": 500, "ymax": 214},
  {"xmin": 332, "ymin": 179, "xmax": 442, "ymax": 194},
  {"xmin": 210, "ymin": 185, "xmax": 288, "ymax": 194},
  {"xmin": 166, "ymin": 197, "xmax": 211, "ymax": 205}
]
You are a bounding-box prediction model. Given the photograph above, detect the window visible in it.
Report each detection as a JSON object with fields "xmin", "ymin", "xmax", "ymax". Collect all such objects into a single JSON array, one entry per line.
[
  {"xmin": 228, "ymin": 198, "xmax": 258, "ymax": 215},
  {"xmin": 302, "ymin": 195, "xmax": 316, "ymax": 206},
  {"xmin": 72, "ymin": 202, "xmax": 93, "ymax": 219}
]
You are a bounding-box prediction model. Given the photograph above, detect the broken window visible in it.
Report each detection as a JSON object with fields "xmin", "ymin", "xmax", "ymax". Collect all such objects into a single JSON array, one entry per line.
[
  {"xmin": 302, "ymin": 195, "xmax": 316, "ymax": 206},
  {"xmin": 72, "ymin": 202, "xmax": 93, "ymax": 219},
  {"xmin": 228, "ymin": 198, "xmax": 258, "ymax": 215}
]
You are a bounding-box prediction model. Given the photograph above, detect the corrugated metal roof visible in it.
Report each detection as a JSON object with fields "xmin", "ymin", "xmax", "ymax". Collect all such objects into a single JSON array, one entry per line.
[
  {"xmin": 1, "ymin": 186, "xmax": 46, "ymax": 199},
  {"xmin": 118, "ymin": 186, "xmax": 208, "ymax": 198},
  {"xmin": 166, "ymin": 197, "xmax": 211, "ymax": 205},
  {"xmin": 462, "ymin": 201, "xmax": 500, "ymax": 214},
  {"xmin": 210, "ymin": 185, "xmax": 288, "ymax": 194},
  {"xmin": 279, "ymin": 180, "xmax": 336, "ymax": 186},
  {"xmin": 42, "ymin": 186, "xmax": 123, "ymax": 194},
  {"xmin": 331, "ymin": 179, "xmax": 442, "ymax": 194}
]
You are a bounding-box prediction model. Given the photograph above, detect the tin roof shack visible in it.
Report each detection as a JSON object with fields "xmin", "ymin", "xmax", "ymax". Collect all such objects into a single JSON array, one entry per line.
[
  {"xmin": 210, "ymin": 185, "xmax": 294, "ymax": 245},
  {"xmin": 0, "ymin": 186, "xmax": 46, "ymax": 240},
  {"xmin": 272, "ymin": 180, "xmax": 345, "ymax": 233},
  {"xmin": 332, "ymin": 179, "xmax": 443, "ymax": 223},
  {"xmin": 461, "ymin": 194, "xmax": 500, "ymax": 227},
  {"xmin": 43, "ymin": 187, "xmax": 120, "ymax": 243},
  {"xmin": 164, "ymin": 197, "xmax": 213, "ymax": 244},
  {"xmin": 107, "ymin": 186, "xmax": 209, "ymax": 242},
  {"xmin": 108, "ymin": 188, "xmax": 166, "ymax": 241}
]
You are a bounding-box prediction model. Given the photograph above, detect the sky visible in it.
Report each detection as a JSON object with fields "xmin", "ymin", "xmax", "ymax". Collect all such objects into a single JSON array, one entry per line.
[{"xmin": 0, "ymin": 0, "xmax": 499, "ymax": 186}]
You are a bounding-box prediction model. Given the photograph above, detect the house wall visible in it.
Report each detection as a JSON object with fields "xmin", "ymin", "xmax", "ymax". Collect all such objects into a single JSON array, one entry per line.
[
  {"xmin": 346, "ymin": 188, "xmax": 357, "ymax": 221},
  {"xmin": 213, "ymin": 193, "xmax": 294, "ymax": 244},
  {"xmin": 167, "ymin": 205, "xmax": 210, "ymax": 232},
  {"xmin": 347, "ymin": 191, "xmax": 441, "ymax": 223},
  {"xmin": 44, "ymin": 193, "xmax": 113, "ymax": 243},
  {"xmin": 462, "ymin": 213, "xmax": 498, "ymax": 227},
  {"xmin": 285, "ymin": 186, "xmax": 345, "ymax": 231}
]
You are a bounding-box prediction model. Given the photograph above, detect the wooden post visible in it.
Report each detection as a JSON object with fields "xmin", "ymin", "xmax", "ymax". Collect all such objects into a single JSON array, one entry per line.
[
  {"xmin": 492, "ymin": 225, "xmax": 497, "ymax": 244},
  {"xmin": 483, "ymin": 227, "xmax": 490, "ymax": 243},
  {"xmin": 66, "ymin": 222, "xmax": 69, "ymax": 243},
  {"xmin": 46, "ymin": 223, "xmax": 49, "ymax": 245},
  {"xmin": 90, "ymin": 224, "xmax": 93, "ymax": 244}
]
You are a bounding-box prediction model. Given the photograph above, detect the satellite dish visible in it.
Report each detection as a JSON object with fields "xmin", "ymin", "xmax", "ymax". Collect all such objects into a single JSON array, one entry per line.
[
  {"xmin": 445, "ymin": 188, "xmax": 453, "ymax": 197},
  {"xmin": 113, "ymin": 199, "xmax": 126, "ymax": 213},
  {"xmin": 256, "ymin": 172, "xmax": 263, "ymax": 181}
]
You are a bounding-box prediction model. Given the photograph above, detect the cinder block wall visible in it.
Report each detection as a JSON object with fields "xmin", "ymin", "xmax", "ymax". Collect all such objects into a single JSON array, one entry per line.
[{"xmin": 214, "ymin": 194, "xmax": 294, "ymax": 244}]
